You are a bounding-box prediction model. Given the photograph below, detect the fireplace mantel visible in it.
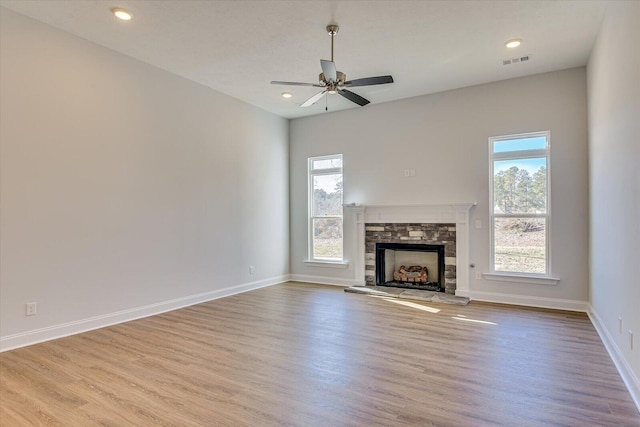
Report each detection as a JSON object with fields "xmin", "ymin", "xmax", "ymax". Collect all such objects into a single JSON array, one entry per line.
[{"xmin": 345, "ymin": 203, "xmax": 476, "ymax": 296}]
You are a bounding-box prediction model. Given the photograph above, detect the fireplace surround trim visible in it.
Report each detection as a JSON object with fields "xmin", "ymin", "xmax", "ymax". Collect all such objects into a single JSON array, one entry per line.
[{"xmin": 346, "ymin": 203, "xmax": 476, "ymax": 297}]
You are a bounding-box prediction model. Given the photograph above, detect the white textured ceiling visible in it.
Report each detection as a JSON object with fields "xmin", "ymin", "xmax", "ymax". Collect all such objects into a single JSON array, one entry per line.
[{"xmin": 0, "ymin": 0, "xmax": 607, "ymax": 119}]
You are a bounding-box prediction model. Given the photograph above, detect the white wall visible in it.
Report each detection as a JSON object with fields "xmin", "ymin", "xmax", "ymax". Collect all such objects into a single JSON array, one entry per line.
[
  {"xmin": 290, "ymin": 68, "xmax": 589, "ymax": 307},
  {"xmin": 0, "ymin": 9, "xmax": 289, "ymax": 349},
  {"xmin": 587, "ymin": 0, "xmax": 640, "ymax": 407}
]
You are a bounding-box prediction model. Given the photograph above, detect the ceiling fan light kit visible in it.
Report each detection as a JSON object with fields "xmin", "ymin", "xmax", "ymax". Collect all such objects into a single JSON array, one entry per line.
[{"xmin": 271, "ymin": 24, "xmax": 393, "ymax": 110}]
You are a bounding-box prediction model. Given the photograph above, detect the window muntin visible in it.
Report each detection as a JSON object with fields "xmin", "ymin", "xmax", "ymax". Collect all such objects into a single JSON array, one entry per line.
[
  {"xmin": 490, "ymin": 132, "xmax": 550, "ymax": 276},
  {"xmin": 309, "ymin": 155, "xmax": 343, "ymax": 261}
]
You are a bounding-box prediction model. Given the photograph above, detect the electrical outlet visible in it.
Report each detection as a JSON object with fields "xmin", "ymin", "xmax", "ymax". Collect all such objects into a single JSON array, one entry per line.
[
  {"xmin": 404, "ymin": 169, "xmax": 410, "ymax": 177},
  {"xmin": 249, "ymin": 266, "xmax": 255, "ymax": 275},
  {"xmin": 410, "ymin": 169, "xmax": 416, "ymax": 177},
  {"xmin": 475, "ymin": 272, "xmax": 482, "ymax": 280},
  {"xmin": 26, "ymin": 302, "xmax": 37, "ymax": 316}
]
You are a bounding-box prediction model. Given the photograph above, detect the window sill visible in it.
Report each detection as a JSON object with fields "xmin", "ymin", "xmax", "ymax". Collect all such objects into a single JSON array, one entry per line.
[
  {"xmin": 482, "ymin": 272, "xmax": 560, "ymax": 286},
  {"xmin": 303, "ymin": 259, "xmax": 350, "ymax": 269}
]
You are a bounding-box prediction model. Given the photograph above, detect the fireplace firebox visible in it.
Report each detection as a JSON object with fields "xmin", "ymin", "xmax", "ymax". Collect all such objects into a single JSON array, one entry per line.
[{"xmin": 375, "ymin": 243, "xmax": 445, "ymax": 292}]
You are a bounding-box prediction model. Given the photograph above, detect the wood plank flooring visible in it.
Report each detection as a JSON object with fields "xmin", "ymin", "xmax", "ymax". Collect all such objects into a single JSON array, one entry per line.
[{"xmin": 1, "ymin": 282, "xmax": 639, "ymax": 426}]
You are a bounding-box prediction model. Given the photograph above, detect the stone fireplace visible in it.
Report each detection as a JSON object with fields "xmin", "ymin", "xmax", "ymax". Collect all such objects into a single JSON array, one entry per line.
[
  {"xmin": 368, "ymin": 227, "xmax": 455, "ymax": 292},
  {"xmin": 346, "ymin": 203, "xmax": 475, "ymax": 297}
]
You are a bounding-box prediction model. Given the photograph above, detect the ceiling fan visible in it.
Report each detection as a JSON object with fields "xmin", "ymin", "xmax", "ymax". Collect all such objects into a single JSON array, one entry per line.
[{"xmin": 271, "ymin": 24, "xmax": 394, "ymax": 108}]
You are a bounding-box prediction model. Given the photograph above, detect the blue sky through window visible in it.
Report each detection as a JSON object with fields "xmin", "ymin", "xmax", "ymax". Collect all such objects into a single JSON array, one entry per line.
[{"xmin": 493, "ymin": 136, "xmax": 546, "ymax": 153}]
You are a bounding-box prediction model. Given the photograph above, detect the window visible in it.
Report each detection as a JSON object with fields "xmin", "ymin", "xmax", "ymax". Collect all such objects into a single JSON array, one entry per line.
[
  {"xmin": 489, "ymin": 132, "xmax": 550, "ymax": 276},
  {"xmin": 308, "ymin": 154, "xmax": 343, "ymax": 261}
]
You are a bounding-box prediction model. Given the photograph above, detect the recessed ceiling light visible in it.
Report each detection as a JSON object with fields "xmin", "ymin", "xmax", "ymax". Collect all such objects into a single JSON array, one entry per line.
[
  {"xmin": 281, "ymin": 92, "xmax": 292, "ymax": 98},
  {"xmin": 505, "ymin": 39, "xmax": 522, "ymax": 49},
  {"xmin": 111, "ymin": 8, "xmax": 133, "ymax": 21}
]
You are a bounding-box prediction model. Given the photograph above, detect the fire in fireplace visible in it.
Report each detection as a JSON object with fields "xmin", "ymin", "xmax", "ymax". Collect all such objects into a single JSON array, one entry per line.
[{"xmin": 375, "ymin": 243, "xmax": 445, "ymax": 292}]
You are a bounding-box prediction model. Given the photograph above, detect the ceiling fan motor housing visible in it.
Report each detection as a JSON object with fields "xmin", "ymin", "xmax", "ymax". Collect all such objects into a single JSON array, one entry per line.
[{"xmin": 319, "ymin": 71, "xmax": 346, "ymax": 86}]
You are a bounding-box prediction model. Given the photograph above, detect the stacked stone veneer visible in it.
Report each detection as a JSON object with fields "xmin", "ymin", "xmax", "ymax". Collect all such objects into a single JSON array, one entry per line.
[{"xmin": 365, "ymin": 223, "xmax": 457, "ymax": 294}]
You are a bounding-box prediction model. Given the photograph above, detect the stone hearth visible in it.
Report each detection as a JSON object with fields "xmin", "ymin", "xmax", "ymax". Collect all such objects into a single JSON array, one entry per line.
[{"xmin": 344, "ymin": 286, "xmax": 469, "ymax": 305}]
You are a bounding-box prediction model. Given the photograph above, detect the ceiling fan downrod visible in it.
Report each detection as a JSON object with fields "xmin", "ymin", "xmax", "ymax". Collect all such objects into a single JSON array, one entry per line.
[{"xmin": 327, "ymin": 25, "xmax": 339, "ymax": 62}]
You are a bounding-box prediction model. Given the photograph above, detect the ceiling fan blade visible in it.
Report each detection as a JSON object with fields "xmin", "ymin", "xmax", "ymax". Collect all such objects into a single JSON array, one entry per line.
[
  {"xmin": 320, "ymin": 60, "xmax": 337, "ymax": 82},
  {"xmin": 339, "ymin": 89, "xmax": 370, "ymax": 107},
  {"xmin": 344, "ymin": 75, "xmax": 394, "ymax": 87},
  {"xmin": 301, "ymin": 90, "xmax": 328, "ymax": 107},
  {"xmin": 271, "ymin": 81, "xmax": 324, "ymax": 87}
]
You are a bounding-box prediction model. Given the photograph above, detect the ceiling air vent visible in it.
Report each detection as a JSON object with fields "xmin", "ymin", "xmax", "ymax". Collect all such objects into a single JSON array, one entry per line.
[{"xmin": 503, "ymin": 55, "xmax": 531, "ymax": 66}]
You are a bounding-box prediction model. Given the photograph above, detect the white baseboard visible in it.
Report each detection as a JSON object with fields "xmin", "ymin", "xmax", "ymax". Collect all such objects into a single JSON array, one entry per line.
[
  {"xmin": 588, "ymin": 305, "xmax": 640, "ymax": 413},
  {"xmin": 0, "ymin": 275, "xmax": 289, "ymax": 353},
  {"xmin": 458, "ymin": 290, "xmax": 589, "ymax": 312},
  {"xmin": 289, "ymin": 274, "xmax": 358, "ymax": 287}
]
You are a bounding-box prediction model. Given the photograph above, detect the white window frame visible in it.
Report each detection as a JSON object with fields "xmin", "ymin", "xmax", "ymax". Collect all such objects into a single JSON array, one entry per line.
[
  {"xmin": 488, "ymin": 131, "xmax": 558, "ymax": 284},
  {"xmin": 306, "ymin": 154, "xmax": 345, "ymax": 265}
]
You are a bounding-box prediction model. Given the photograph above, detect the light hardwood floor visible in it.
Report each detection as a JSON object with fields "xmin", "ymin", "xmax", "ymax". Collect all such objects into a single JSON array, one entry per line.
[{"xmin": 1, "ymin": 282, "xmax": 639, "ymax": 426}]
